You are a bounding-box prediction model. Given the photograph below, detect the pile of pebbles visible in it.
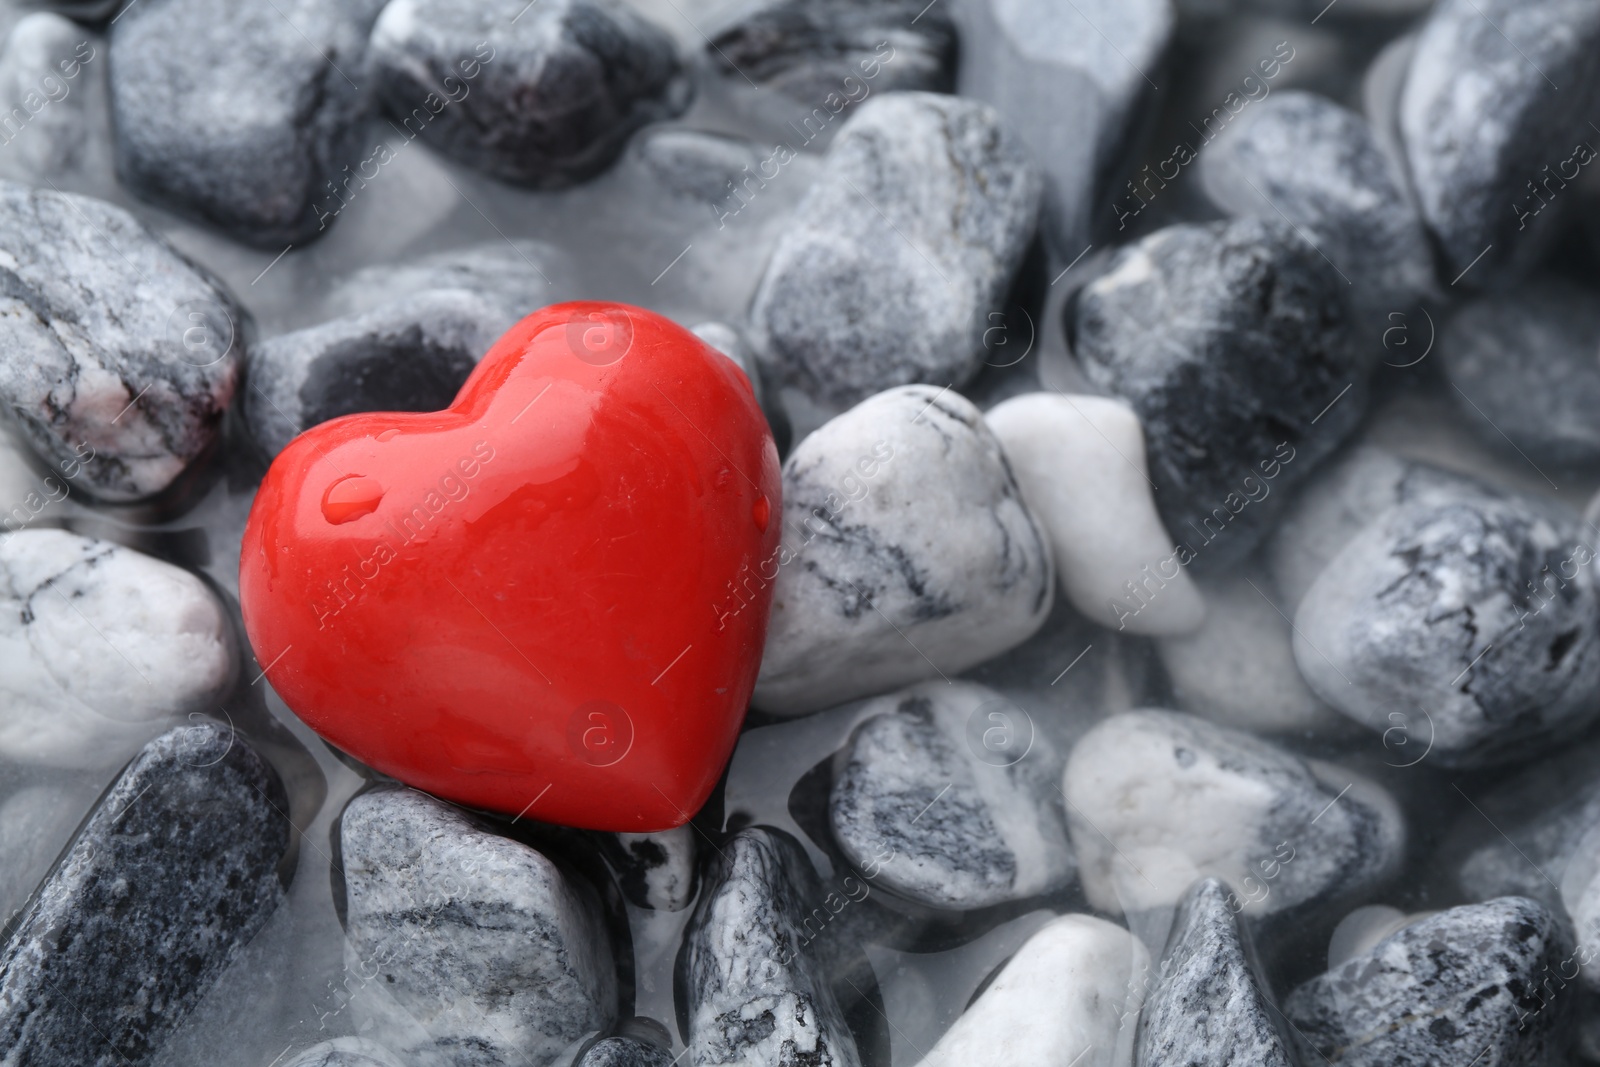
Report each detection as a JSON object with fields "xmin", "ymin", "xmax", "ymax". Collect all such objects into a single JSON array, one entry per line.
[{"xmin": 1, "ymin": 0, "xmax": 1600, "ymax": 1064}]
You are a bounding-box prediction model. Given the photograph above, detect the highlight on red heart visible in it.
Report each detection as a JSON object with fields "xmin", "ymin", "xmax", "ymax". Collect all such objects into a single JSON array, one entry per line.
[{"xmin": 239, "ymin": 302, "xmax": 781, "ymax": 832}]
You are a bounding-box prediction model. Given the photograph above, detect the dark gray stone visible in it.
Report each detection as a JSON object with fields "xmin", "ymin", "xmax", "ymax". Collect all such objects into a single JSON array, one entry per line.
[
  {"xmin": 1138, "ymin": 877, "xmax": 1294, "ymax": 1067},
  {"xmin": 1399, "ymin": 0, "xmax": 1600, "ymax": 286},
  {"xmin": 1442, "ymin": 276, "xmax": 1600, "ymax": 467},
  {"xmin": 577, "ymin": 1036, "xmax": 675, "ymax": 1067},
  {"xmin": 683, "ymin": 827, "xmax": 860, "ymax": 1067},
  {"xmin": 321, "ymin": 238, "xmax": 573, "ymax": 322},
  {"xmin": 753, "ymin": 385, "xmax": 1053, "ymax": 716},
  {"xmin": 705, "ymin": 0, "xmax": 955, "ymax": 100},
  {"xmin": 110, "ymin": 0, "xmax": 384, "ymax": 247},
  {"xmin": 1200, "ymin": 90, "xmax": 1434, "ymax": 313},
  {"xmin": 1284, "ymin": 897, "xmax": 1574, "ymax": 1067},
  {"xmin": 0, "ymin": 722, "xmax": 289, "ymax": 1067},
  {"xmin": 828, "ymin": 681, "xmax": 1074, "ymax": 909},
  {"xmin": 244, "ymin": 289, "xmax": 508, "ymax": 459},
  {"xmin": 339, "ymin": 787, "xmax": 618, "ymax": 1067},
  {"xmin": 369, "ymin": 0, "xmax": 688, "ymax": 188},
  {"xmin": 1293, "ymin": 496, "xmax": 1600, "ymax": 768},
  {"xmin": 283, "ymin": 1039, "xmax": 407, "ymax": 1067},
  {"xmin": 1074, "ymin": 217, "xmax": 1365, "ymax": 571},
  {"xmin": 747, "ymin": 91, "xmax": 1041, "ymax": 407},
  {"xmin": 603, "ymin": 826, "xmax": 696, "ymax": 912},
  {"xmin": 0, "ymin": 181, "xmax": 244, "ymax": 501}
]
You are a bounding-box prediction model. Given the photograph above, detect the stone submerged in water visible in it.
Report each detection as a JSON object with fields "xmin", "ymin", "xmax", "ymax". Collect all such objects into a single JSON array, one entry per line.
[
  {"xmin": 369, "ymin": 0, "xmax": 688, "ymax": 188},
  {"xmin": 0, "ymin": 13, "xmax": 108, "ymax": 185},
  {"xmin": 576, "ymin": 1036, "xmax": 676, "ymax": 1067},
  {"xmin": 705, "ymin": 0, "xmax": 956, "ymax": 100},
  {"xmin": 0, "ymin": 722, "xmax": 290, "ymax": 1067},
  {"xmin": 602, "ymin": 826, "xmax": 696, "ymax": 912},
  {"xmin": 0, "ymin": 180, "xmax": 243, "ymax": 501},
  {"xmin": 753, "ymin": 385, "xmax": 1053, "ymax": 716},
  {"xmin": 1073, "ymin": 217, "xmax": 1364, "ymax": 572},
  {"xmin": 1399, "ymin": 0, "xmax": 1600, "ymax": 286},
  {"xmin": 748, "ymin": 91, "xmax": 1041, "ymax": 407},
  {"xmin": 1293, "ymin": 495, "xmax": 1600, "ymax": 767},
  {"xmin": 1441, "ymin": 276, "xmax": 1600, "ymax": 467},
  {"xmin": 0, "ymin": 528, "xmax": 236, "ymax": 769},
  {"xmin": 828, "ymin": 681, "xmax": 1074, "ymax": 909},
  {"xmin": 1200, "ymin": 89, "xmax": 1434, "ymax": 313},
  {"xmin": 283, "ymin": 1040, "xmax": 408, "ymax": 1067},
  {"xmin": 244, "ymin": 289, "xmax": 510, "ymax": 460},
  {"xmin": 110, "ymin": 0, "xmax": 384, "ymax": 246},
  {"xmin": 338, "ymin": 787, "xmax": 619, "ymax": 1067},
  {"xmin": 321, "ymin": 239, "xmax": 573, "ymax": 322},
  {"xmin": 1063, "ymin": 710, "xmax": 1403, "ymax": 916},
  {"xmin": 683, "ymin": 827, "xmax": 860, "ymax": 1067},
  {"xmin": 1136, "ymin": 877, "xmax": 1294, "ymax": 1067},
  {"xmin": 1284, "ymin": 897, "xmax": 1575, "ymax": 1067}
]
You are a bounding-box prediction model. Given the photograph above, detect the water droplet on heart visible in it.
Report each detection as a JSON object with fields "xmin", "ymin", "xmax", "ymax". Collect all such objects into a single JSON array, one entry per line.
[
  {"xmin": 376, "ymin": 428, "xmax": 399, "ymax": 442},
  {"xmin": 752, "ymin": 495, "xmax": 770, "ymax": 531},
  {"xmin": 322, "ymin": 475, "xmax": 384, "ymax": 524}
]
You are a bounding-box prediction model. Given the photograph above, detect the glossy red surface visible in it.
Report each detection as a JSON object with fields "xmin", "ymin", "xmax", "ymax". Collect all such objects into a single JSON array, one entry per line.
[{"xmin": 239, "ymin": 303, "xmax": 782, "ymax": 831}]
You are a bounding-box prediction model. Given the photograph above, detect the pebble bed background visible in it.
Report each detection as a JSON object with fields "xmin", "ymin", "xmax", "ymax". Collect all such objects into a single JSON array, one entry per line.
[{"xmin": 3, "ymin": 0, "xmax": 1600, "ymax": 1065}]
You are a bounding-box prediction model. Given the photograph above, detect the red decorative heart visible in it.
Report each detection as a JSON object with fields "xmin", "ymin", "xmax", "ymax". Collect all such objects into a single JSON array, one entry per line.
[{"xmin": 239, "ymin": 303, "xmax": 781, "ymax": 831}]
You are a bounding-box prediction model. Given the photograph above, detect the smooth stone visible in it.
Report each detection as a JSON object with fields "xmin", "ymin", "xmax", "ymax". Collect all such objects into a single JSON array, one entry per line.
[
  {"xmin": 1441, "ymin": 276, "xmax": 1600, "ymax": 467},
  {"xmin": 1074, "ymin": 218, "xmax": 1364, "ymax": 571},
  {"xmin": 954, "ymin": 0, "xmax": 1173, "ymax": 258},
  {"xmin": 321, "ymin": 239, "xmax": 574, "ymax": 322},
  {"xmin": 110, "ymin": 0, "xmax": 382, "ymax": 247},
  {"xmin": 705, "ymin": 0, "xmax": 955, "ymax": 99},
  {"xmin": 1157, "ymin": 564, "xmax": 1351, "ymax": 739},
  {"xmin": 684, "ymin": 827, "xmax": 860, "ymax": 1067},
  {"xmin": 245, "ymin": 290, "xmax": 509, "ymax": 459},
  {"xmin": 369, "ymin": 0, "xmax": 687, "ymax": 188},
  {"xmin": 603, "ymin": 826, "xmax": 696, "ymax": 912},
  {"xmin": 1326, "ymin": 904, "xmax": 1427, "ymax": 970},
  {"xmin": 576, "ymin": 1036, "xmax": 675, "ymax": 1067},
  {"xmin": 1399, "ymin": 0, "xmax": 1600, "ymax": 286},
  {"xmin": 339, "ymin": 787, "xmax": 619, "ymax": 1067},
  {"xmin": 1293, "ymin": 496, "xmax": 1600, "ymax": 767},
  {"xmin": 0, "ymin": 529, "xmax": 235, "ymax": 768},
  {"xmin": 1136, "ymin": 877, "xmax": 1293, "ymax": 1067},
  {"xmin": 0, "ymin": 181, "xmax": 244, "ymax": 501},
  {"xmin": 987, "ymin": 392, "xmax": 1204, "ymax": 636},
  {"xmin": 1267, "ymin": 446, "xmax": 1491, "ymax": 611},
  {"xmin": 754, "ymin": 385, "xmax": 1054, "ymax": 716},
  {"xmin": 747, "ymin": 91, "xmax": 1041, "ymax": 407},
  {"xmin": 0, "ymin": 14, "xmax": 108, "ymax": 184},
  {"xmin": 1199, "ymin": 89, "xmax": 1434, "ymax": 313},
  {"xmin": 915, "ymin": 914, "xmax": 1149, "ymax": 1067},
  {"xmin": 1284, "ymin": 897, "xmax": 1574, "ymax": 1067},
  {"xmin": 828, "ymin": 680, "xmax": 1074, "ymax": 909},
  {"xmin": 630, "ymin": 129, "xmax": 765, "ymax": 207},
  {"xmin": 0, "ymin": 723, "xmax": 289, "ymax": 1067},
  {"xmin": 1063, "ymin": 710, "xmax": 1404, "ymax": 915},
  {"xmin": 284, "ymin": 1039, "xmax": 408, "ymax": 1067}
]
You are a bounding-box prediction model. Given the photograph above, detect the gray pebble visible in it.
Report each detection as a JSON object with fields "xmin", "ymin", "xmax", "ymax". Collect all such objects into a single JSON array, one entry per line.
[
  {"xmin": 829, "ymin": 681, "xmax": 1074, "ymax": 909},
  {"xmin": 0, "ymin": 180, "xmax": 244, "ymax": 501},
  {"xmin": 284, "ymin": 1039, "xmax": 407, "ymax": 1067},
  {"xmin": 0, "ymin": 14, "xmax": 108, "ymax": 185},
  {"xmin": 1074, "ymin": 218, "xmax": 1365, "ymax": 571},
  {"xmin": 603, "ymin": 826, "xmax": 696, "ymax": 912},
  {"xmin": 576, "ymin": 1036, "xmax": 675, "ymax": 1067},
  {"xmin": 630, "ymin": 128, "xmax": 765, "ymax": 206},
  {"xmin": 1284, "ymin": 897, "xmax": 1574, "ymax": 1067},
  {"xmin": 369, "ymin": 0, "xmax": 688, "ymax": 187},
  {"xmin": 1200, "ymin": 90, "xmax": 1434, "ymax": 313},
  {"xmin": 1137, "ymin": 877, "xmax": 1293, "ymax": 1067},
  {"xmin": 748, "ymin": 91, "xmax": 1040, "ymax": 407},
  {"xmin": 754, "ymin": 385, "xmax": 1053, "ymax": 716},
  {"xmin": 705, "ymin": 0, "xmax": 955, "ymax": 100},
  {"xmin": 245, "ymin": 289, "xmax": 509, "ymax": 459},
  {"xmin": 0, "ymin": 722, "xmax": 290, "ymax": 1067},
  {"xmin": 110, "ymin": 0, "xmax": 383, "ymax": 246},
  {"xmin": 684, "ymin": 827, "xmax": 860, "ymax": 1067},
  {"xmin": 1293, "ymin": 495, "xmax": 1600, "ymax": 767},
  {"xmin": 339, "ymin": 788, "xmax": 618, "ymax": 1067},
  {"xmin": 1442, "ymin": 276, "xmax": 1600, "ymax": 467},
  {"xmin": 321, "ymin": 239, "xmax": 573, "ymax": 323},
  {"xmin": 954, "ymin": 0, "xmax": 1173, "ymax": 258},
  {"xmin": 1399, "ymin": 0, "xmax": 1600, "ymax": 286}
]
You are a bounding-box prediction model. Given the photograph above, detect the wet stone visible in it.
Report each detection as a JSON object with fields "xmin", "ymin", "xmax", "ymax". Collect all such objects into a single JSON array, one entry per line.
[
  {"xmin": 0, "ymin": 723, "xmax": 290, "ymax": 1067},
  {"xmin": 603, "ymin": 825, "xmax": 696, "ymax": 912}
]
